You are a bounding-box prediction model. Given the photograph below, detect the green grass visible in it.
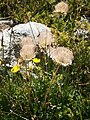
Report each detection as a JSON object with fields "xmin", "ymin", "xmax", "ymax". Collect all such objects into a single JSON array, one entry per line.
[
  {"xmin": 0, "ymin": 45, "xmax": 90, "ymax": 119},
  {"xmin": 0, "ymin": 0, "xmax": 90, "ymax": 119}
]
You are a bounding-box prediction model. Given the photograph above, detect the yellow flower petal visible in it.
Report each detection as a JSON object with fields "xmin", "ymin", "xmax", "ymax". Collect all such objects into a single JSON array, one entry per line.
[
  {"xmin": 11, "ymin": 65, "xmax": 20, "ymax": 73},
  {"xmin": 32, "ymin": 58, "xmax": 40, "ymax": 63}
]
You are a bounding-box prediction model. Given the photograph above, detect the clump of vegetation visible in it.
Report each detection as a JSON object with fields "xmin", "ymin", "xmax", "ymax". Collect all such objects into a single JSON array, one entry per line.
[{"xmin": 0, "ymin": 0, "xmax": 90, "ymax": 119}]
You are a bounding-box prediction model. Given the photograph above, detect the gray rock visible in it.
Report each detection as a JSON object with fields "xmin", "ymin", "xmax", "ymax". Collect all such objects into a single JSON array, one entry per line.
[{"xmin": 0, "ymin": 21, "xmax": 52, "ymax": 66}]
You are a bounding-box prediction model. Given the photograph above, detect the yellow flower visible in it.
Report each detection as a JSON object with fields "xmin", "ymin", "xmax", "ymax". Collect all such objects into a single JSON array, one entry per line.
[
  {"xmin": 11, "ymin": 65, "xmax": 20, "ymax": 73},
  {"xmin": 32, "ymin": 58, "xmax": 40, "ymax": 63}
]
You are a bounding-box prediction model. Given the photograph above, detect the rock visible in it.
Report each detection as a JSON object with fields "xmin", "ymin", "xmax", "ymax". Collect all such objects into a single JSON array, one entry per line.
[{"xmin": 0, "ymin": 21, "xmax": 53, "ymax": 66}]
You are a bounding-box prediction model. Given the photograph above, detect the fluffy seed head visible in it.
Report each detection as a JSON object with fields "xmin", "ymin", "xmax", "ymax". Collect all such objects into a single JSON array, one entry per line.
[{"xmin": 47, "ymin": 46, "xmax": 74, "ymax": 66}]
